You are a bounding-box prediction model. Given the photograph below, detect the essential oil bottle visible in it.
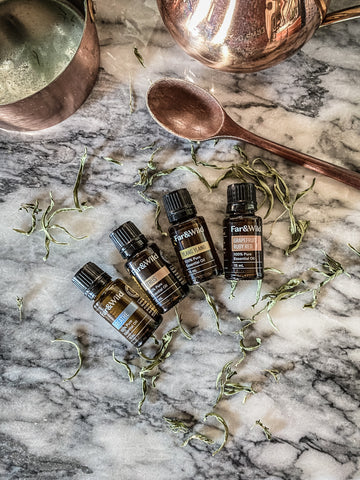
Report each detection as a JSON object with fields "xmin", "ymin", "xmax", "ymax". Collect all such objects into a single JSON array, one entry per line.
[
  {"xmin": 163, "ymin": 188, "xmax": 223, "ymax": 285},
  {"xmin": 110, "ymin": 221, "xmax": 189, "ymax": 314},
  {"xmin": 72, "ymin": 262, "xmax": 162, "ymax": 348},
  {"xmin": 223, "ymin": 183, "xmax": 264, "ymax": 280}
]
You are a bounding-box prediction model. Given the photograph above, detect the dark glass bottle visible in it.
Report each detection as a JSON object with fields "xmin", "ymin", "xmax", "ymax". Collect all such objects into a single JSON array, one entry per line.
[
  {"xmin": 223, "ymin": 183, "xmax": 264, "ymax": 280},
  {"xmin": 110, "ymin": 221, "xmax": 189, "ymax": 314},
  {"xmin": 163, "ymin": 188, "xmax": 223, "ymax": 285},
  {"xmin": 72, "ymin": 262, "xmax": 162, "ymax": 348}
]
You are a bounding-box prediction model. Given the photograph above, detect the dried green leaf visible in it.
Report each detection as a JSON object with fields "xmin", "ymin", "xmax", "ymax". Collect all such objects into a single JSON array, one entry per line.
[
  {"xmin": 198, "ymin": 285, "xmax": 222, "ymax": 334},
  {"xmin": 112, "ymin": 351, "xmax": 135, "ymax": 382},
  {"xmin": 348, "ymin": 243, "xmax": 360, "ymax": 257},
  {"xmin": 16, "ymin": 296, "xmax": 23, "ymax": 321},
  {"xmin": 255, "ymin": 419, "xmax": 272, "ymax": 440},
  {"xmin": 13, "ymin": 200, "xmax": 41, "ymax": 235},
  {"xmin": 229, "ymin": 280, "xmax": 238, "ymax": 300},
  {"xmin": 182, "ymin": 433, "xmax": 215, "ymax": 448},
  {"xmin": 73, "ymin": 149, "xmax": 91, "ymax": 211},
  {"xmin": 204, "ymin": 412, "xmax": 229, "ymax": 455},
  {"xmin": 51, "ymin": 338, "xmax": 82, "ymax": 381},
  {"xmin": 103, "ymin": 157, "xmax": 123, "ymax": 166},
  {"xmin": 138, "ymin": 377, "xmax": 148, "ymax": 415},
  {"xmin": 164, "ymin": 417, "xmax": 190, "ymax": 434},
  {"xmin": 264, "ymin": 369, "xmax": 280, "ymax": 382},
  {"xmin": 174, "ymin": 306, "xmax": 192, "ymax": 340},
  {"xmin": 138, "ymin": 191, "xmax": 167, "ymax": 236},
  {"xmin": 133, "ymin": 47, "xmax": 145, "ymax": 67}
]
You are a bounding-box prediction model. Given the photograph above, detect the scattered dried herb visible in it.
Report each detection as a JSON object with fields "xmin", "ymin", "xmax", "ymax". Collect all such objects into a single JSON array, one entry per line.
[
  {"xmin": 16, "ymin": 296, "xmax": 23, "ymax": 321},
  {"xmin": 198, "ymin": 285, "xmax": 222, "ymax": 334},
  {"xmin": 138, "ymin": 377, "xmax": 148, "ymax": 415},
  {"xmin": 73, "ymin": 149, "xmax": 91, "ymax": 211},
  {"xmin": 164, "ymin": 417, "xmax": 190, "ymax": 434},
  {"xmin": 133, "ymin": 47, "xmax": 145, "ymax": 67},
  {"xmin": 348, "ymin": 244, "xmax": 360, "ymax": 257},
  {"xmin": 229, "ymin": 280, "xmax": 238, "ymax": 299},
  {"xmin": 103, "ymin": 156, "xmax": 123, "ymax": 166},
  {"xmin": 174, "ymin": 306, "xmax": 192, "ymax": 340},
  {"xmin": 255, "ymin": 419, "xmax": 272, "ymax": 440},
  {"xmin": 13, "ymin": 201, "xmax": 41, "ymax": 236},
  {"xmin": 214, "ymin": 359, "xmax": 255, "ymax": 406},
  {"xmin": 204, "ymin": 412, "xmax": 229, "ymax": 455},
  {"xmin": 182, "ymin": 433, "xmax": 215, "ymax": 448},
  {"xmin": 304, "ymin": 252, "xmax": 349, "ymax": 308},
  {"xmin": 51, "ymin": 338, "xmax": 82, "ymax": 381},
  {"xmin": 136, "ymin": 325, "xmax": 180, "ymax": 414},
  {"xmin": 113, "ymin": 351, "xmax": 134, "ymax": 382},
  {"xmin": 14, "ymin": 152, "xmax": 90, "ymax": 261},
  {"xmin": 264, "ymin": 369, "xmax": 280, "ymax": 382}
]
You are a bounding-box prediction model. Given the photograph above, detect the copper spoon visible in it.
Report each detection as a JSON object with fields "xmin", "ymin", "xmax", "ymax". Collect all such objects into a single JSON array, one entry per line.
[{"xmin": 147, "ymin": 78, "xmax": 360, "ymax": 190}]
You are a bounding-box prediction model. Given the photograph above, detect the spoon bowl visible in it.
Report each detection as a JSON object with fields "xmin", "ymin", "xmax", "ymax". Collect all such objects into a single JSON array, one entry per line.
[{"xmin": 147, "ymin": 78, "xmax": 360, "ymax": 190}]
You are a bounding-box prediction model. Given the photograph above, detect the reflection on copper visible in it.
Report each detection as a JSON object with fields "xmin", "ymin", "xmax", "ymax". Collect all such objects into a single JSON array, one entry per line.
[
  {"xmin": 157, "ymin": 0, "xmax": 360, "ymax": 72},
  {"xmin": 212, "ymin": 0, "xmax": 236, "ymax": 45}
]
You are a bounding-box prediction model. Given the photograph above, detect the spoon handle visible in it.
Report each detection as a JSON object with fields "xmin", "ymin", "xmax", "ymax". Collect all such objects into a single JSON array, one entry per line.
[{"xmin": 220, "ymin": 116, "xmax": 360, "ymax": 190}]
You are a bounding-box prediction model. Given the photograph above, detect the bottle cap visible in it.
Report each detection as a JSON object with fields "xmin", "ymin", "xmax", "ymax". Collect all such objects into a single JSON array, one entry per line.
[
  {"xmin": 163, "ymin": 188, "xmax": 197, "ymax": 223},
  {"xmin": 72, "ymin": 262, "xmax": 111, "ymax": 300},
  {"xmin": 226, "ymin": 183, "xmax": 257, "ymax": 213},
  {"xmin": 110, "ymin": 222, "xmax": 147, "ymax": 259}
]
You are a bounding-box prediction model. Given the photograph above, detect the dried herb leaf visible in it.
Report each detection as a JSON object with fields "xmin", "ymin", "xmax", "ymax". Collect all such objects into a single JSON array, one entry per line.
[
  {"xmin": 73, "ymin": 149, "xmax": 91, "ymax": 211},
  {"xmin": 198, "ymin": 285, "xmax": 222, "ymax": 335},
  {"xmin": 204, "ymin": 412, "xmax": 229, "ymax": 455},
  {"xmin": 182, "ymin": 433, "xmax": 215, "ymax": 448},
  {"xmin": 348, "ymin": 243, "xmax": 360, "ymax": 257},
  {"xmin": 136, "ymin": 326, "xmax": 179, "ymax": 414},
  {"xmin": 13, "ymin": 201, "xmax": 41, "ymax": 235},
  {"xmin": 138, "ymin": 191, "xmax": 167, "ymax": 236},
  {"xmin": 16, "ymin": 296, "xmax": 23, "ymax": 321},
  {"xmin": 164, "ymin": 417, "xmax": 190, "ymax": 434},
  {"xmin": 264, "ymin": 369, "xmax": 280, "ymax": 382},
  {"xmin": 103, "ymin": 157, "xmax": 123, "ymax": 166},
  {"xmin": 51, "ymin": 338, "xmax": 82, "ymax": 381},
  {"xmin": 112, "ymin": 351, "xmax": 134, "ymax": 382},
  {"xmin": 229, "ymin": 280, "xmax": 238, "ymax": 299},
  {"xmin": 304, "ymin": 252, "xmax": 349, "ymax": 308},
  {"xmin": 138, "ymin": 377, "xmax": 148, "ymax": 415},
  {"xmin": 255, "ymin": 419, "xmax": 272, "ymax": 440},
  {"xmin": 133, "ymin": 47, "xmax": 145, "ymax": 67},
  {"xmin": 174, "ymin": 306, "xmax": 192, "ymax": 340}
]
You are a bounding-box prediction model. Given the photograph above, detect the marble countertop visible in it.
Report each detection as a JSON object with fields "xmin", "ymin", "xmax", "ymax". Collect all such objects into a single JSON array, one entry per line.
[{"xmin": 1, "ymin": 1, "xmax": 359, "ymax": 479}]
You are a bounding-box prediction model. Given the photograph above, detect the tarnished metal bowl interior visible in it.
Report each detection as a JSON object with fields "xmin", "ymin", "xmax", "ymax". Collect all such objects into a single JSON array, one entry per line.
[{"xmin": 0, "ymin": 0, "xmax": 99, "ymax": 132}]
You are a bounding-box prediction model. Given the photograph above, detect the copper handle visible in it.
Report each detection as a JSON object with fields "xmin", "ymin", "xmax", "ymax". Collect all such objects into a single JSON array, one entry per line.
[
  {"xmin": 220, "ymin": 116, "xmax": 360, "ymax": 190},
  {"xmin": 321, "ymin": 6, "xmax": 360, "ymax": 26}
]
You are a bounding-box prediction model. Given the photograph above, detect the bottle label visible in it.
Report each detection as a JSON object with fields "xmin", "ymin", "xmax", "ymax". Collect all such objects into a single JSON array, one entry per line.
[
  {"xmin": 171, "ymin": 219, "xmax": 222, "ymax": 284},
  {"xmin": 224, "ymin": 218, "xmax": 263, "ymax": 280},
  {"xmin": 95, "ymin": 281, "xmax": 160, "ymax": 346},
  {"xmin": 112, "ymin": 301, "xmax": 138, "ymax": 329},
  {"xmin": 231, "ymin": 236, "xmax": 262, "ymax": 251},
  {"xmin": 180, "ymin": 241, "xmax": 211, "ymax": 259},
  {"xmin": 143, "ymin": 265, "xmax": 170, "ymax": 289},
  {"xmin": 128, "ymin": 245, "xmax": 186, "ymax": 311}
]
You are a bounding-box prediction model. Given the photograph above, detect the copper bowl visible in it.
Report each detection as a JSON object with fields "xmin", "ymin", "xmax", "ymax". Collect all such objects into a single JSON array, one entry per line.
[
  {"xmin": 157, "ymin": 0, "xmax": 360, "ymax": 72},
  {"xmin": 0, "ymin": 0, "xmax": 99, "ymax": 132}
]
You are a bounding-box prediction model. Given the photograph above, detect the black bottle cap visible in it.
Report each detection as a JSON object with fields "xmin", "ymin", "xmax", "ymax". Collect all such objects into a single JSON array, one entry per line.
[
  {"xmin": 226, "ymin": 183, "xmax": 257, "ymax": 213},
  {"xmin": 110, "ymin": 221, "xmax": 148, "ymax": 259},
  {"xmin": 72, "ymin": 262, "xmax": 111, "ymax": 300},
  {"xmin": 163, "ymin": 188, "xmax": 197, "ymax": 223}
]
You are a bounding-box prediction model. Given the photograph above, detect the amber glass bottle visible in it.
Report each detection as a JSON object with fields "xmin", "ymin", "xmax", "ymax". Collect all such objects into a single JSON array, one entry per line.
[
  {"xmin": 72, "ymin": 262, "xmax": 162, "ymax": 348},
  {"xmin": 110, "ymin": 221, "xmax": 189, "ymax": 313},
  {"xmin": 223, "ymin": 183, "xmax": 264, "ymax": 280},
  {"xmin": 163, "ymin": 188, "xmax": 223, "ymax": 285}
]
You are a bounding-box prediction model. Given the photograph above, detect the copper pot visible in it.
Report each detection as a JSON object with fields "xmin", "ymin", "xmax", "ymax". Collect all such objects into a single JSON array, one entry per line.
[
  {"xmin": 157, "ymin": 0, "xmax": 360, "ymax": 72},
  {"xmin": 0, "ymin": 0, "xmax": 99, "ymax": 132}
]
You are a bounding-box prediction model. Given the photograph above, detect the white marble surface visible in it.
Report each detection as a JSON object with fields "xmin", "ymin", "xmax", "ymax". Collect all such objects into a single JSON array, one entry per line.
[{"xmin": 1, "ymin": 1, "xmax": 360, "ymax": 479}]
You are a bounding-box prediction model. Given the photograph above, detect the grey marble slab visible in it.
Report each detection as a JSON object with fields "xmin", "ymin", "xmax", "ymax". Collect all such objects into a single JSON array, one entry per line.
[{"xmin": 0, "ymin": 1, "xmax": 359, "ymax": 479}]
